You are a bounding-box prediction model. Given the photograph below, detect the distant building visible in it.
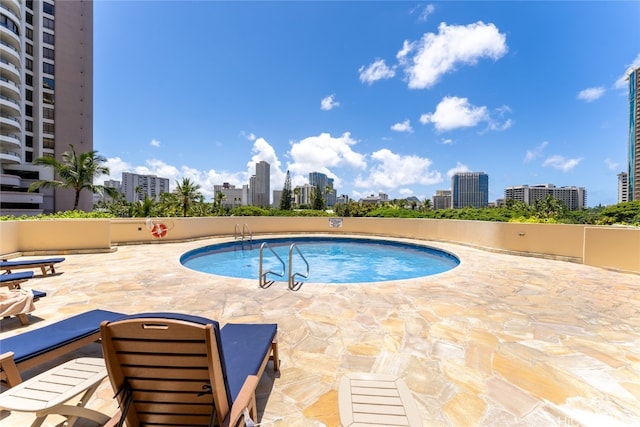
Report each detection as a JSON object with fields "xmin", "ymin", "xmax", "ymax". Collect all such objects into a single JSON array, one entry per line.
[
  {"xmin": 121, "ymin": 172, "xmax": 170, "ymax": 202},
  {"xmin": 213, "ymin": 182, "xmax": 247, "ymax": 208},
  {"xmin": 618, "ymin": 172, "xmax": 629, "ymax": 203},
  {"xmin": 360, "ymin": 192, "xmax": 388, "ymax": 204},
  {"xmin": 252, "ymin": 161, "xmax": 270, "ymax": 207},
  {"xmin": 293, "ymin": 184, "xmax": 315, "ymax": 206},
  {"xmin": 628, "ymin": 66, "xmax": 640, "ymax": 201},
  {"xmin": 336, "ymin": 194, "xmax": 350, "ymax": 205},
  {"xmin": 504, "ymin": 184, "xmax": 586, "ymax": 210},
  {"xmin": 452, "ymin": 173, "xmax": 489, "ymax": 208},
  {"xmin": 308, "ymin": 172, "xmax": 337, "ymax": 206},
  {"xmin": 432, "ymin": 190, "xmax": 452, "ymax": 209}
]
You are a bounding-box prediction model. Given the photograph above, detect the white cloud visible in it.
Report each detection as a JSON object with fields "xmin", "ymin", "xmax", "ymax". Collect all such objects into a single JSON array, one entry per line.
[
  {"xmin": 247, "ymin": 137, "xmax": 286, "ymax": 194},
  {"xmin": 390, "ymin": 119, "xmax": 413, "ymax": 133},
  {"xmin": 150, "ymin": 139, "xmax": 160, "ymax": 147},
  {"xmin": 524, "ymin": 141, "xmax": 549, "ymax": 163},
  {"xmin": 399, "ymin": 21, "xmax": 507, "ymax": 89},
  {"xmin": 577, "ymin": 87, "xmax": 605, "ymax": 102},
  {"xmin": 358, "ymin": 59, "xmax": 396, "ymax": 84},
  {"xmin": 614, "ymin": 52, "xmax": 640, "ymax": 89},
  {"xmin": 420, "ymin": 96, "xmax": 488, "ymax": 132},
  {"xmin": 542, "ymin": 155, "xmax": 583, "ymax": 172},
  {"xmin": 446, "ymin": 162, "xmax": 470, "ymax": 178},
  {"xmin": 411, "ymin": 3, "xmax": 435, "ymax": 22},
  {"xmin": 241, "ymin": 131, "xmax": 256, "ymax": 141},
  {"xmin": 604, "ymin": 158, "xmax": 619, "ymax": 171},
  {"xmin": 441, "ymin": 138, "xmax": 454, "ymax": 145},
  {"xmin": 320, "ymin": 94, "xmax": 340, "ymax": 111},
  {"xmin": 354, "ymin": 149, "xmax": 442, "ymax": 189}
]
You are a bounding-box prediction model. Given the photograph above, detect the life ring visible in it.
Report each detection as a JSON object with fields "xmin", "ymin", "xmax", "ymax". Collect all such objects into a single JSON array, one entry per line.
[{"xmin": 151, "ymin": 223, "xmax": 168, "ymax": 238}]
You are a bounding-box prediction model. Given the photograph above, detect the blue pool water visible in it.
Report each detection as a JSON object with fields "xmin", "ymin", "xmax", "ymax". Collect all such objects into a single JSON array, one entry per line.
[{"xmin": 180, "ymin": 237, "xmax": 459, "ymax": 284}]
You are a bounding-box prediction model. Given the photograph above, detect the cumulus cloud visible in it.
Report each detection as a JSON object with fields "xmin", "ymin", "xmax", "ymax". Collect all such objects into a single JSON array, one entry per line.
[
  {"xmin": 397, "ymin": 21, "xmax": 507, "ymax": 89},
  {"xmin": 358, "ymin": 59, "xmax": 396, "ymax": 84},
  {"xmin": 524, "ymin": 141, "xmax": 549, "ymax": 163},
  {"xmin": 614, "ymin": 52, "xmax": 640, "ymax": 89},
  {"xmin": 542, "ymin": 155, "xmax": 583, "ymax": 172},
  {"xmin": 420, "ymin": 96, "xmax": 489, "ymax": 132},
  {"xmin": 446, "ymin": 162, "xmax": 470, "ymax": 178},
  {"xmin": 390, "ymin": 119, "xmax": 413, "ymax": 133},
  {"xmin": 150, "ymin": 139, "xmax": 160, "ymax": 147},
  {"xmin": 320, "ymin": 94, "xmax": 340, "ymax": 111},
  {"xmin": 247, "ymin": 137, "xmax": 286, "ymax": 192},
  {"xmin": 577, "ymin": 87, "xmax": 605, "ymax": 102},
  {"xmin": 354, "ymin": 149, "xmax": 442, "ymax": 190}
]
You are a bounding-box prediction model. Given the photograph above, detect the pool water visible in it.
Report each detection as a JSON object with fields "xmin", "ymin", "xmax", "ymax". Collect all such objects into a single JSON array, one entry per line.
[{"xmin": 180, "ymin": 237, "xmax": 459, "ymax": 284}]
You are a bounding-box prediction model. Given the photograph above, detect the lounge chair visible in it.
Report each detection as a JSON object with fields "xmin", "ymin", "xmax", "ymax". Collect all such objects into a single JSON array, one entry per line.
[
  {"xmin": 1, "ymin": 287, "xmax": 46, "ymax": 326},
  {"xmin": 0, "ymin": 257, "xmax": 65, "ymax": 276},
  {"xmin": 0, "ymin": 271, "xmax": 34, "ymax": 289},
  {"xmin": 100, "ymin": 312, "xmax": 279, "ymax": 427},
  {"xmin": 0, "ymin": 309, "xmax": 124, "ymax": 386}
]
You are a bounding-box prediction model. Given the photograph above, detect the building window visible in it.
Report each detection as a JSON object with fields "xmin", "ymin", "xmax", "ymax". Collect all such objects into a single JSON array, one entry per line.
[
  {"xmin": 25, "ymin": 105, "xmax": 33, "ymax": 117},
  {"xmin": 43, "ymin": 17, "xmax": 54, "ymax": 30},
  {"xmin": 26, "ymin": 73, "xmax": 33, "ymax": 86},
  {"xmin": 43, "ymin": 62, "xmax": 54, "ymax": 75},
  {"xmin": 26, "ymin": 58, "xmax": 33, "ymax": 71},
  {"xmin": 43, "ymin": 77, "xmax": 55, "ymax": 90},
  {"xmin": 26, "ymin": 12, "xmax": 33, "ymax": 25},
  {"xmin": 25, "ymin": 120, "xmax": 33, "ymax": 132},
  {"xmin": 43, "ymin": 2, "xmax": 54, "ymax": 16},
  {"xmin": 43, "ymin": 32, "xmax": 54, "ymax": 45},
  {"xmin": 1, "ymin": 15, "xmax": 20, "ymax": 36},
  {"xmin": 43, "ymin": 123, "xmax": 55, "ymax": 135},
  {"xmin": 26, "ymin": 28, "xmax": 33, "ymax": 40},
  {"xmin": 43, "ymin": 92, "xmax": 54, "ymax": 104},
  {"xmin": 25, "ymin": 151, "xmax": 33, "ymax": 163},
  {"xmin": 26, "ymin": 135, "xmax": 33, "ymax": 147},
  {"xmin": 43, "ymin": 137, "xmax": 55, "ymax": 149},
  {"xmin": 26, "ymin": 43, "xmax": 33, "ymax": 56},
  {"xmin": 26, "ymin": 0, "xmax": 33, "ymax": 10},
  {"xmin": 43, "ymin": 47, "xmax": 54, "ymax": 60},
  {"xmin": 43, "ymin": 107, "xmax": 54, "ymax": 120},
  {"xmin": 26, "ymin": 89, "xmax": 33, "ymax": 102}
]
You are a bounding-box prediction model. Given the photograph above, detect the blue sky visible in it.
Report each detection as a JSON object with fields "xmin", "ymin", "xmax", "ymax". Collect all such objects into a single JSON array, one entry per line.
[{"xmin": 94, "ymin": 1, "xmax": 640, "ymax": 207}]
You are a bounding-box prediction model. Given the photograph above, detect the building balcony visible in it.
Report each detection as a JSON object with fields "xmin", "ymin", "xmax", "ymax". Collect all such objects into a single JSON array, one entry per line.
[
  {"xmin": 0, "ymin": 76, "xmax": 21, "ymax": 99},
  {"xmin": 0, "ymin": 95, "xmax": 20, "ymax": 116},
  {"xmin": 0, "ymin": 149, "xmax": 20, "ymax": 164},
  {"xmin": 0, "ymin": 24, "xmax": 19, "ymax": 46},
  {"xmin": 0, "ymin": 131, "xmax": 20, "ymax": 149},
  {"xmin": 0, "ymin": 114, "xmax": 20, "ymax": 133},
  {"xmin": 0, "ymin": 190, "xmax": 43, "ymax": 205},
  {"xmin": 0, "ymin": 173, "xmax": 21, "ymax": 188},
  {"xmin": 0, "ymin": 39, "xmax": 20, "ymax": 65},
  {"xmin": 0, "ymin": 58, "xmax": 19, "ymax": 82}
]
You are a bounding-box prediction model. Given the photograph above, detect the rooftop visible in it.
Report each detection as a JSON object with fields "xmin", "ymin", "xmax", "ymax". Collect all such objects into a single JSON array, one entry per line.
[{"xmin": 1, "ymin": 236, "xmax": 639, "ymax": 426}]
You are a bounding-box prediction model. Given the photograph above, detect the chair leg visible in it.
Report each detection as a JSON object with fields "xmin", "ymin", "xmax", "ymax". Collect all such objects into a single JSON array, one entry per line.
[
  {"xmin": 271, "ymin": 340, "xmax": 279, "ymax": 371},
  {"xmin": 17, "ymin": 313, "xmax": 30, "ymax": 326}
]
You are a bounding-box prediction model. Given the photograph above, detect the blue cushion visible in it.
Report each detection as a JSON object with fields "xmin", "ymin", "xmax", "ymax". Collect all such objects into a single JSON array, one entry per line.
[
  {"xmin": 0, "ymin": 271, "xmax": 34, "ymax": 283},
  {"xmin": 220, "ymin": 323, "xmax": 277, "ymax": 401},
  {"xmin": 1, "ymin": 309, "xmax": 124, "ymax": 364},
  {"xmin": 0, "ymin": 257, "xmax": 65, "ymax": 268},
  {"xmin": 32, "ymin": 289, "xmax": 47, "ymax": 299}
]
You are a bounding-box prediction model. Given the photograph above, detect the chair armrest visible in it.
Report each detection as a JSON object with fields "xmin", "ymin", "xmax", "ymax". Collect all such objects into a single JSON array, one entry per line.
[
  {"xmin": 0, "ymin": 351, "xmax": 22, "ymax": 387},
  {"xmin": 224, "ymin": 375, "xmax": 259, "ymax": 427},
  {"xmin": 101, "ymin": 410, "xmax": 122, "ymax": 427}
]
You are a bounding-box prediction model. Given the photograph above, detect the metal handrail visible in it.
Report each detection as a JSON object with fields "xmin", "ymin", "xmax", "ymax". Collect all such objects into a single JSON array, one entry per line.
[
  {"xmin": 234, "ymin": 223, "xmax": 241, "ymax": 240},
  {"xmin": 259, "ymin": 242, "xmax": 285, "ymax": 288},
  {"xmin": 234, "ymin": 223, "xmax": 252, "ymax": 241},
  {"xmin": 242, "ymin": 223, "xmax": 252, "ymax": 242},
  {"xmin": 288, "ymin": 243, "xmax": 309, "ymax": 290}
]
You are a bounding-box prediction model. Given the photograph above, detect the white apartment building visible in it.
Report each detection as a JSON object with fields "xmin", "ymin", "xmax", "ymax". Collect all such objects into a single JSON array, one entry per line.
[
  {"xmin": 618, "ymin": 172, "xmax": 629, "ymax": 203},
  {"xmin": 121, "ymin": 172, "xmax": 170, "ymax": 202},
  {"xmin": 0, "ymin": 0, "xmax": 93, "ymax": 215},
  {"xmin": 504, "ymin": 184, "xmax": 586, "ymax": 210},
  {"xmin": 432, "ymin": 190, "xmax": 452, "ymax": 209},
  {"xmin": 213, "ymin": 182, "xmax": 248, "ymax": 208}
]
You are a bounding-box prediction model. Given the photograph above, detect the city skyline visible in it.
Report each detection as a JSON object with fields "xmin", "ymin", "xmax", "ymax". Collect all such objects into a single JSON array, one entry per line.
[{"xmin": 94, "ymin": 1, "xmax": 640, "ymax": 207}]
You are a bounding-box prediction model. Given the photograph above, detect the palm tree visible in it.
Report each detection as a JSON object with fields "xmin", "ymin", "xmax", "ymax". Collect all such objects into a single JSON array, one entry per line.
[
  {"xmin": 174, "ymin": 177, "xmax": 202, "ymax": 217},
  {"xmin": 28, "ymin": 144, "xmax": 118, "ymax": 210}
]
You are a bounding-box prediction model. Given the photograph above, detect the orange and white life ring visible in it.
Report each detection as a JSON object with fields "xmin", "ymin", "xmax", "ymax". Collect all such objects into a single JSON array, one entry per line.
[{"xmin": 151, "ymin": 223, "xmax": 168, "ymax": 238}]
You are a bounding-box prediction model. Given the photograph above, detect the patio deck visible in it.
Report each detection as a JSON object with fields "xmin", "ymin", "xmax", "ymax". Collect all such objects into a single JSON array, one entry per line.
[{"xmin": 1, "ymin": 236, "xmax": 638, "ymax": 426}]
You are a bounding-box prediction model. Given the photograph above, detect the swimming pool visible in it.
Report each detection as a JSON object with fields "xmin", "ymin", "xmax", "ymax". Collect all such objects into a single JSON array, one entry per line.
[{"xmin": 180, "ymin": 236, "xmax": 459, "ymax": 284}]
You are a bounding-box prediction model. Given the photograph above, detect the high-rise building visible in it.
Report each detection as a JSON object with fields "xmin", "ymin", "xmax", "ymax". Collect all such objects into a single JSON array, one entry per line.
[
  {"xmin": 452, "ymin": 172, "xmax": 489, "ymax": 208},
  {"xmin": 253, "ymin": 160, "xmax": 270, "ymax": 207},
  {"xmin": 432, "ymin": 190, "xmax": 452, "ymax": 209},
  {"xmin": 213, "ymin": 182, "xmax": 248, "ymax": 208},
  {"xmin": 628, "ymin": 67, "xmax": 640, "ymax": 201},
  {"xmin": 504, "ymin": 184, "xmax": 586, "ymax": 210},
  {"xmin": 618, "ymin": 172, "xmax": 629, "ymax": 203},
  {"xmin": 121, "ymin": 172, "xmax": 170, "ymax": 202},
  {"xmin": 0, "ymin": 0, "xmax": 93, "ymax": 215},
  {"xmin": 308, "ymin": 171, "xmax": 336, "ymax": 206}
]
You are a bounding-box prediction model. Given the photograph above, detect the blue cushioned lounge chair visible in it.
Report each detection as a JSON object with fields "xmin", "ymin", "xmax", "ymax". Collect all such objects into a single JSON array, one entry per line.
[
  {"xmin": 0, "ymin": 271, "xmax": 34, "ymax": 288},
  {"xmin": 100, "ymin": 313, "xmax": 279, "ymax": 427},
  {"xmin": 0, "ymin": 309, "xmax": 124, "ymax": 386},
  {"xmin": 1, "ymin": 257, "xmax": 65, "ymax": 276}
]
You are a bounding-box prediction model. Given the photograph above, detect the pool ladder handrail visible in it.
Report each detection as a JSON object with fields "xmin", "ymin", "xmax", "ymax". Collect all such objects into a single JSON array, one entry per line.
[
  {"xmin": 234, "ymin": 223, "xmax": 252, "ymax": 242},
  {"xmin": 288, "ymin": 243, "xmax": 309, "ymax": 291},
  {"xmin": 259, "ymin": 242, "xmax": 285, "ymax": 288}
]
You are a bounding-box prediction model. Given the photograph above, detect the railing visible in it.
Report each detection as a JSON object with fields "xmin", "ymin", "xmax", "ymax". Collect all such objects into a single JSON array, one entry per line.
[
  {"xmin": 258, "ymin": 242, "xmax": 285, "ymax": 288},
  {"xmin": 234, "ymin": 223, "xmax": 252, "ymax": 241},
  {"xmin": 288, "ymin": 243, "xmax": 309, "ymax": 291}
]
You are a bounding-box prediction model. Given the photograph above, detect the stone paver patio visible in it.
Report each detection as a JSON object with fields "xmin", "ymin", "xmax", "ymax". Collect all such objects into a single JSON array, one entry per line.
[{"xmin": 1, "ymin": 236, "xmax": 639, "ymax": 426}]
